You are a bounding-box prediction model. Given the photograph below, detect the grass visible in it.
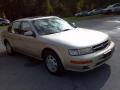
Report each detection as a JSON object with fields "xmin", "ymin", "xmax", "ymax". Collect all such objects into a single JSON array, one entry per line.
[
  {"xmin": 0, "ymin": 25, "xmax": 8, "ymax": 31},
  {"xmin": 64, "ymin": 14, "xmax": 111, "ymax": 22}
]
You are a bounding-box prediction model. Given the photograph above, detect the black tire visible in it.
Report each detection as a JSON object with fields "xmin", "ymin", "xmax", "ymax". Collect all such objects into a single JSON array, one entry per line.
[
  {"xmin": 43, "ymin": 50, "xmax": 64, "ymax": 75},
  {"xmin": 5, "ymin": 41, "xmax": 13, "ymax": 55}
]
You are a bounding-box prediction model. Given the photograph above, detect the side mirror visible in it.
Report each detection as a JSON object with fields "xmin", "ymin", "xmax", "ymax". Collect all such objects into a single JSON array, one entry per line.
[
  {"xmin": 24, "ymin": 30, "xmax": 35, "ymax": 37},
  {"xmin": 71, "ymin": 22, "xmax": 77, "ymax": 28}
]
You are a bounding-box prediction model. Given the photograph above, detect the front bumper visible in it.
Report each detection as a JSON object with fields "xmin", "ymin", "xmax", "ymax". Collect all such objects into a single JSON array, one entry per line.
[{"xmin": 64, "ymin": 41, "xmax": 115, "ymax": 72}]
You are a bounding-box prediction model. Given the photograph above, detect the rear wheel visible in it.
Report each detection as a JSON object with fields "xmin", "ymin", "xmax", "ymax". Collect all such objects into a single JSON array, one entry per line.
[
  {"xmin": 44, "ymin": 50, "xmax": 64, "ymax": 75},
  {"xmin": 5, "ymin": 41, "xmax": 13, "ymax": 55}
]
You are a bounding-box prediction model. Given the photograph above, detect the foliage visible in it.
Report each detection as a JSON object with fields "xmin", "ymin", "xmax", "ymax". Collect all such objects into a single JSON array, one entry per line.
[{"xmin": 0, "ymin": 0, "xmax": 120, "ymax": 20}]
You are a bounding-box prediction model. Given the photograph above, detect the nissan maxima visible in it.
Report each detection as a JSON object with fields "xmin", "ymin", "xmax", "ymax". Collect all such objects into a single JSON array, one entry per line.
[{"xmin": 1, "ymin": 16, "xmax": 115, "ymax": 75}]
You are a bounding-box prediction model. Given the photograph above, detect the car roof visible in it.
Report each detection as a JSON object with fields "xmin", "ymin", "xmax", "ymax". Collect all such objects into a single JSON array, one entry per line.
[
  {"xmin": 15, "ymin": 16, "xmax": 59, "ymax": 22},
  {"xmin": 108, "ymin": 3, "xmax": 120, "ymax": 7}
]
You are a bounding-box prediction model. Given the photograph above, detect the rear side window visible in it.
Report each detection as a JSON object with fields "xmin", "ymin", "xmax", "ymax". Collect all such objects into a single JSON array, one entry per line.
[{"xmin": 11, "ymin": 21, "xmax": 21, "ymax": 34}]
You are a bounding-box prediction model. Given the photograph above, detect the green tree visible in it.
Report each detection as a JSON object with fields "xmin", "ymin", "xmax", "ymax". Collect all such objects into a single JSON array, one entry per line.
[{"xmin": 0, "ymin": 0, "xmax": 120, "ymax": 20}]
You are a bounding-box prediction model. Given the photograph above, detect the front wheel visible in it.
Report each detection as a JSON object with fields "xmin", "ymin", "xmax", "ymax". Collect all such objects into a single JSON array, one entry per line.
[{"xmin": 44, "ymin": 51, "xmax": 64, "ymax": 75}]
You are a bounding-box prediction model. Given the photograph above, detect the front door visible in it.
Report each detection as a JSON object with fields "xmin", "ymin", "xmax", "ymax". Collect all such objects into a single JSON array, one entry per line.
[{"xmin": 18, "ymin": 21, "xmax": 42, "ymax": 58}]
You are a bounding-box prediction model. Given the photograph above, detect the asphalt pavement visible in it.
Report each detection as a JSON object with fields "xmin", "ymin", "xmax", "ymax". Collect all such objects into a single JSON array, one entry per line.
[{"xmin": 0, "ymin": 16, "xmax": 120, "ymax": 90}]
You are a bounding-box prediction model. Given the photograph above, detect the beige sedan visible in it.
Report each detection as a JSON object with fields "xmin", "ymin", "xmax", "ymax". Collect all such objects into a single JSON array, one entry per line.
[{"xmin": 1, "ymin": 16, "xmax": 115, "ymax": 75}]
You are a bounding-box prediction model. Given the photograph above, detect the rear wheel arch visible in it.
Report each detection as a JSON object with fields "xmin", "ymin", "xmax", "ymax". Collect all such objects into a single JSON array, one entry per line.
[
  {"xmin": 4, "ymin": 39, "xmax": 13, "ymax": 54},
  {"xmin": 4, "ymin": 39, "xmax": 9, "ymax": 45}
]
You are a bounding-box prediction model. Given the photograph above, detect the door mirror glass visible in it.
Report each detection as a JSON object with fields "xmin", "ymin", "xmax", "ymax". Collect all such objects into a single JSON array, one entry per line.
[{"xmin": 70, "ymin": 22, "xmax": 77, "ymax": 28}]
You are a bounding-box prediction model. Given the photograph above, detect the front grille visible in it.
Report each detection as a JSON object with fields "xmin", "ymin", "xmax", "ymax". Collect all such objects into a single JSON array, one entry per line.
[
  {"xmin": 95, "ymin": 59, "xmax": 107, "ymax": 66},
  {"xmin": 96, "ymin": 48, "xmax": 114, "ymax": 66},
  {"xmin": 96, "ymin": 51, "xmax": 112, "ymax": 66},
  {"xmin": 93, "ymin": 40, "xmax": 110, "ymax": 52}
]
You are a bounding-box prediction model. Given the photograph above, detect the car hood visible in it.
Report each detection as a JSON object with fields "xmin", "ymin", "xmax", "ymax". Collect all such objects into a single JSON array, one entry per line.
[{"xmin": 41, "ymin": 28, "xmax": 109, "ymax": 48}]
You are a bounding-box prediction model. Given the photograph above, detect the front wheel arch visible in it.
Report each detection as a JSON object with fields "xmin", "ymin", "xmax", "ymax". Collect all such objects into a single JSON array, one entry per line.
[
  {"xmin": 42, "ymin": 48, "xmax": 60, "ymax": 60},
  {"xmin": 41, "ymin": 48, "xmax": 64, "ymax": 63},
  {"xmin": 42, "ymin": 48, "xmax": 64, "ymax": 75}
]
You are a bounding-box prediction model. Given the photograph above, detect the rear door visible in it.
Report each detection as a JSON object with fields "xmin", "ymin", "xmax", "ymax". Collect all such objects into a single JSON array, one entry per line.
[{"xmin": 6, "ymin": 21, "xmax": 22, "ymax": 50}]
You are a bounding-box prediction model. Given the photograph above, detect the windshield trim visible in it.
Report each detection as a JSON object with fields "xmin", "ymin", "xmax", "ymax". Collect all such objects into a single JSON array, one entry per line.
[{"xmin": 32, "ymin": 18, "xmax": 74, "ymax": 35}]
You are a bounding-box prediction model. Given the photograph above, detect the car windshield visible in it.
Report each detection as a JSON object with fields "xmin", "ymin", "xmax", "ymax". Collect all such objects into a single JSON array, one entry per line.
[{"xmin": 33, "ymin": 18, "xmax": 74, "ymax": 35}]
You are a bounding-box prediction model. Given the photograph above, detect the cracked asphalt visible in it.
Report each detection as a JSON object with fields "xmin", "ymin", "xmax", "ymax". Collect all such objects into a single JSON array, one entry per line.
[{"xmin": 0, "ymin": 16, "xmax": 120, "ymax": 90}]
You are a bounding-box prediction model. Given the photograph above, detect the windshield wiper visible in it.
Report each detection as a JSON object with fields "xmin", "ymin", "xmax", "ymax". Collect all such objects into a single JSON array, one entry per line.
[{"xmin": 63, "ymin": 29, "xmax": 71, "ymax": 31}]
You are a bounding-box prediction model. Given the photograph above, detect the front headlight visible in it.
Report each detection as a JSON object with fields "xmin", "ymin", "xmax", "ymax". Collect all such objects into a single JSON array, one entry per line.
[
  {"xmin": 68, "ymin": 49, "xmax": 79, "ymax": 56},
  {"xmin": 69, "ymin": 47, "xmax": 93, "ymax": 56}
]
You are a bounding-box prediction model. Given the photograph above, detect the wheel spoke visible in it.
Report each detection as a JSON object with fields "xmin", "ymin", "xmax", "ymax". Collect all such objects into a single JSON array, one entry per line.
[{"xmin": 46, "ymin": 55, "xmax": 58, "ymax": 72}]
